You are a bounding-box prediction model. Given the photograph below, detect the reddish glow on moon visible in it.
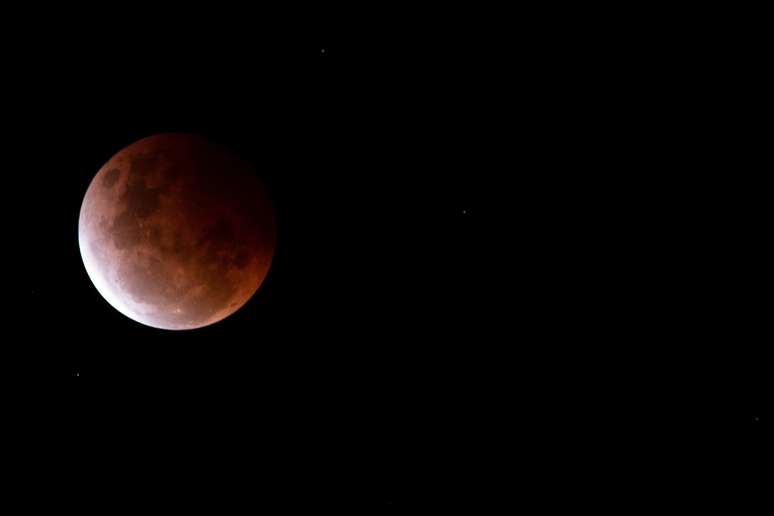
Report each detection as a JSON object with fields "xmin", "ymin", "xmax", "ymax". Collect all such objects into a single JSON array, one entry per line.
[{"xmin": 78, "ymin": 133, "xmax": 276, "ymax": 330}]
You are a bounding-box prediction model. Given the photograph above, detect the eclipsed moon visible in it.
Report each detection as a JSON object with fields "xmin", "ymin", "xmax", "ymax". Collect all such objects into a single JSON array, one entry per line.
[{"xmin": 78, "ymin": 133, "xmax": 276, "ymax": 330}]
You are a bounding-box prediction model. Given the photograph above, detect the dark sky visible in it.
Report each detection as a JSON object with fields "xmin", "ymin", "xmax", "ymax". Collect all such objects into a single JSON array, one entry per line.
[
  {"xmin": 8, "ymin": 37, "xmax": 483, "ymax": 369},
  {"xmin": 3, "ymin": 14, "xmax": 484, "ymax": 508},
  {"xmin": 4, "ymin": 7, "xmax": 766, "ymax": 508}
]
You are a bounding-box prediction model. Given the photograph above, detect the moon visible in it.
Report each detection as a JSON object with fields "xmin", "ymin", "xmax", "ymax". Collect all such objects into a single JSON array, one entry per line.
[{"xmin": 78, "ymin": 133, "xmax": 276, "ymax": 330}]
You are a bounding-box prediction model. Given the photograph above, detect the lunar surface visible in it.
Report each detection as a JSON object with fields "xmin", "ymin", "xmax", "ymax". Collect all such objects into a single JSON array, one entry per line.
[{"xmin": 78, "ymin": 133, "xmax": 276, "ymax": 330}]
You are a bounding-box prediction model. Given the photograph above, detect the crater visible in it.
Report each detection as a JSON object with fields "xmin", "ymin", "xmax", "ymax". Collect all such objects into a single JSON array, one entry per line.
[{"xmin": 101, "ymin": 168, "xmax": 121, "ymax": 189}]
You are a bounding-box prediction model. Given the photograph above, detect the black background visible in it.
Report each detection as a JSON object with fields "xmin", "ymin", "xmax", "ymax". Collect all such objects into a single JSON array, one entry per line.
[
  {"xmin": 4, "ymin": 6, "xmax": 767, "ymax": 509},
  {"xmin": 4, "ymin": 12, "xmax": 482, "ymax": 509}
]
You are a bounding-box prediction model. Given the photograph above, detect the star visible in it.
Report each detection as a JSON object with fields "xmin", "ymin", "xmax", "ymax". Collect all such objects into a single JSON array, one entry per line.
[{"xmin": 321, "ymin": 48, "xmax": 326, "ymax": 54}]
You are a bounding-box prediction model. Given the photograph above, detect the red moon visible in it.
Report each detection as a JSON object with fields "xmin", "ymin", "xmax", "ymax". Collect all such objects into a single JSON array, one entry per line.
[{"xmin": 78, "ymin": 133, "xmax": 276, "ymax": 330}]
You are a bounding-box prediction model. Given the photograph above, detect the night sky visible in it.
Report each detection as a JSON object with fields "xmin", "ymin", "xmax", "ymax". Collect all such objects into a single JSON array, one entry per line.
[
  {"xmin": 3, "ymin": 14, "xmax": 484, "ymax": 508},
  {"xmin": 5, "ymin": 7, "xmax": 767, "ymax": 509}
]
